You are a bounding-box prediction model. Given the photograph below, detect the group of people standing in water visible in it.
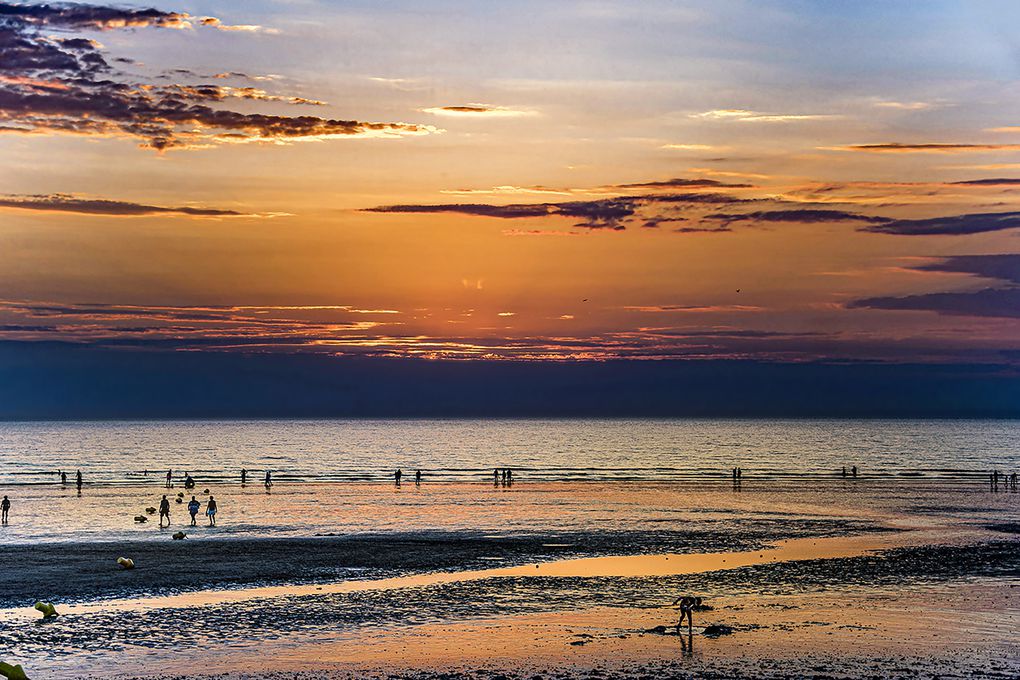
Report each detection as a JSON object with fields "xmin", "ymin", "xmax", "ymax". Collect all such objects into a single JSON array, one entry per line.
[
  {"xmin": 990, "ymin": 470, "xmax": 1018, "ymax": 491},
  {"xmin": 158, "ymin": 492, "xmax": 217, "ymax": 527}
]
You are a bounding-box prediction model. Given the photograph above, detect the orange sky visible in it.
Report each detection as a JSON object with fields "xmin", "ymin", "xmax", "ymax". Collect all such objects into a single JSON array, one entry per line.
[{"xmin": 0, "ymin": 1, "xmax": 1018, "ymax": 363}]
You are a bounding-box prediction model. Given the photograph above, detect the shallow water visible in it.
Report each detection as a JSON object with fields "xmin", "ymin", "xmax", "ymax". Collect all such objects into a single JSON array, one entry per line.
[
  {"xmin": 0, "ymin": 418, "xmax": 1017, "ymax": 544},
  {"xmin": 1, "ymin": 418, "xmax": 1017, "ymax": 487}
]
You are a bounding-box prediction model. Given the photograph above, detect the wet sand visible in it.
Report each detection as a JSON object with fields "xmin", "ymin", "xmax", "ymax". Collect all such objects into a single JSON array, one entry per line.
[
  {"xmin": 0, "ymin": 516, "xmax": 884, "ymax": 606},
  {"xmin": 1, "ymin": 483, "xmax": 1018, "ymax": 679}
]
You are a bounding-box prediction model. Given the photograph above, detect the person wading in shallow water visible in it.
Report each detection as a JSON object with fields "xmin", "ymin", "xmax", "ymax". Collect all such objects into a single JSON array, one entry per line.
[
  {"xmin": 76, "ymin": 469, "xmax": 83, "ymax": 492},
  {"xmin": 1, "ymin": 495, "xmax": 10, "ymax": 524},
  {"xmin": 158, "ymin": 494, "xmax": 171, "ymax": 527}
]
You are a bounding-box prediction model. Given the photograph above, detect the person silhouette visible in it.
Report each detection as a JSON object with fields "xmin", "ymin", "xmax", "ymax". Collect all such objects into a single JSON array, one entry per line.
[
  {"xmin": 165, "ymin": 469, "xmax": 173, "ymax": 489},
  {"xmin": 241, "ymin": 468, "xmax": 247, "ymax": 486},
  {"xmin": 493, "ymin": 468, "xmax": 500, "ymax": 486},
  {"xmin": 672, "ymin": 595, "xmax": 696, "ymax": 634},
  {"xmin": 188, "ymin": 496, "xmax": 200, "ymax": 526},
  {"xmin": 75, "ymin": 469, "xmax": 83, "ymax": 492},
  {"xmin": 264, "ymin": 470, "xmax": 273, "ymax": 489},
  {"xmin": 415, "ymin": 469, "xmax": 422, "ymax": 486},
  {"xmin": 851, "ymin": 465, "xmax": 858, "ymax": 478},
  {"xmin": 206, "ymin": 496, "xmax": 218, "ymax": 526},
  {"xmin": 61, "ymin": 470, "xmax": 67, "ymax": 485},
  {"xmin": 158, "ymin": 494, "xmax": 171, "ymax": 527},
  {"xmin": 394, "ymin": 469, "xmax": 402, "ymax": 486},
  {"xmin": 1, "ymin": 495, "xmax": 10, "ymax": 524},
  {"xmin": 184, "ymin": 473, "xmax": 195, "ymax": 489}
]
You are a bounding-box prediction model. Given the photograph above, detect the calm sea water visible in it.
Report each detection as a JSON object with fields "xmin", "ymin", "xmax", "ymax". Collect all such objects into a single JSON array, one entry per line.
[
  {"xmin": 0, "ymin": 419, "xmax": 1017, "ymax": 544},
  {"xmin": 0, "ymin": 419, "xmax": 1017, "ymax": 486}
]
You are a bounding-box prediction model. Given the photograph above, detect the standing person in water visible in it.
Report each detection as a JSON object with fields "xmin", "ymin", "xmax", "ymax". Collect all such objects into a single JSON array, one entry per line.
[
  {"xmin": 241, "ymin": 468, "xmax": 247, "ymax": 486},
  {"xmin": 415, "ymin": 469, "xmax": 422, "ymax": 486},
  {"xmin": 60, "ymin": 470, "xmax": 67, "ymax": 485},
  {"xmin": 506, "ymin": 469, "xmax": 513, "ymax": 485},
  {"xmin": 158, "ymin": 494, "xmax": 171, "ymax": 527},
  {"xmin": 165, "ymin": 469, "xmax": 173, "ymax": 489},
  {"xmin": 264, "ymin": 470, "xmax": 273, "ymax": 489},
  {"xmin": 493, "ymin": 468, "xmax": 500, "ymax": 485},
  {"xmin": 187, "ymin": 496, "xmax": 200, "ymax": 526},
  {"xmin": 206, "ymin": 496, "xmax": 218, "ymax": 526},
  {"xmin": 1, "ymin": 495, "xmax": 10, "ymax": 524},
  {"xmin": 75, "ymin": 469, "xmax": 83, "ymax": 492},
  {"xmin": 851, "ymin": 465, "xmax": 858, "ymax": 478},
  {"xmin": 394, "ymin": 469, "xmax": 402, "ymax": 486}
]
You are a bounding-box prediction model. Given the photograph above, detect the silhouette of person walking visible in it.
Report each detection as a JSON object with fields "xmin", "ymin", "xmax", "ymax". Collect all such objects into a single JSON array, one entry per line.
[
  {"xmin": 1, "ymin": 495, "xmax": 9, "ymax": 524},
  {"xmin": 394, "ymin": 469, "xmax": 402, "ymax": 486},
  {"xmin": 264, "ymin": 470, "xmax": 273, "ymax": 489},
  {"xmin": 75, "ymin": 469, "xmax": 83, "ymax": 492},
  {"xmin": 493, "ymin": 468, "xmax": 500, "ymax": 486},
  {"xmin": 165, "ymin": 469, "xmax": 173, "ymax": 489},
  {"xmin": 188, "ymin": 496, "xmax": 200, "ymax": 526},
  {"xmin": 206, "ymin": 496, "xmax": 218, "ymax": 526},
  {"xmin": 158, "ymin": 494, "xmax": 171, "ymax": 527}
]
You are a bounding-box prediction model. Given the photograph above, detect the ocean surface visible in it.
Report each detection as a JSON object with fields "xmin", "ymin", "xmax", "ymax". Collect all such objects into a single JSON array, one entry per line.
[{"xmin": 0, "ymin": 419, "xmax": 1017, "ymax": 544}]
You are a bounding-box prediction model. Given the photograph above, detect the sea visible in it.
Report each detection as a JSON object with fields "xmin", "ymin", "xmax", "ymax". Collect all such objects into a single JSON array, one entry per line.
[{"xmin": 0, "ymin": 418, "xmax": 1017, "ymax": 544}]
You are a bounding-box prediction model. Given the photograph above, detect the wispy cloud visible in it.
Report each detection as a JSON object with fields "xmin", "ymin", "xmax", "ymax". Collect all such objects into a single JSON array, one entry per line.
[
  {"xmin": 691, "ymin": 109, "xmax": 838, "ymax": 123},
  {"xmin": 861, "ymin": 211, "xmax": 1020, "ymax": 236},
  {"xmin": 421, "ymin": 104, "xmax": 535, "ymax": 117},
  {"xmin": 829, "ymin": 143, "xmax": 1020, "ymax": 153},
  {"xmin": 0, "ymin": 193, "xmax": 262, "ymax": 217}
]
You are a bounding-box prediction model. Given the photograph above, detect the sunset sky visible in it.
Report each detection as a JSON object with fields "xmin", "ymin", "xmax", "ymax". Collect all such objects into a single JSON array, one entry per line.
[{"xmin": 1, "ymin": 1, "xmax": 1019, "ymax": 415}]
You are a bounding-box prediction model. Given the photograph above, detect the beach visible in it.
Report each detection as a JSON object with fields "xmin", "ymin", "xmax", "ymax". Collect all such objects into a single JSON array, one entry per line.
[{"xmin": 1, "ymin": 420, "xmax": 1018, "ymax": 679}]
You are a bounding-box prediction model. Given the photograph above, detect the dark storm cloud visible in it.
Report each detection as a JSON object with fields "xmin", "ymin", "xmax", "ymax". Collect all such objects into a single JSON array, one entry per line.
[
  {"xmin": 0, "ymin": 193, "xmax": 244, "ymax": 216},
  {"xmin": 861, "ymin": 211, "xmax": 1020, "ymax": 236},
  {"xmin": 0, "ymin": 3, "xmax": 433, "ymax": 149},
  {"xmin": 704, "ymin": 209, "xmax": 888, "ymax": 225}
]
